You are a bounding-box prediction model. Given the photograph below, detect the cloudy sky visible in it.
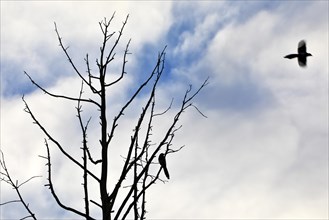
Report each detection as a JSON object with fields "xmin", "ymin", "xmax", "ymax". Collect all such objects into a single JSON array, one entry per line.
[{"xmin": 1, "ymin": 1, "xmax": 328, "ymax": 219}]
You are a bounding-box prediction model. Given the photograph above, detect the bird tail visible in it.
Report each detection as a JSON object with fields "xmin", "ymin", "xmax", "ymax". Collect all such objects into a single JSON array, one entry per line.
[{"xmin": 163, "ymin": 167, "xmax": 170, "ymax": 179}]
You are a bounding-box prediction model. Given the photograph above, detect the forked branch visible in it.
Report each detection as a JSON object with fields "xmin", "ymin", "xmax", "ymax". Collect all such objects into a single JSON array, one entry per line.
[
  {"xmin": 0, "ymin": 150, "xmax": 39, "ymax": 220},
  {"xmin": 22, "ymin": 96, "xmax": 100, "ymax": 182}
]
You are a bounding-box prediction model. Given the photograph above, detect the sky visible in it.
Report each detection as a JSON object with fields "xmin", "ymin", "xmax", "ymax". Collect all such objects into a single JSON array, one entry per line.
[{"xmin": 1, "ymin": 1, "xmax": 328, "ymax": 219}]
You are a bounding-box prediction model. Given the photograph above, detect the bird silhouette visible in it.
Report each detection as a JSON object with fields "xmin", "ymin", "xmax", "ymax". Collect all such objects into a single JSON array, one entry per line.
[
  {"xmin": 158, "ymin": 153, "xmax": 170, "ymax": 179},
  {"xmin": 284, "ymin": 40, "xmax": 312, "ymax": 67}
]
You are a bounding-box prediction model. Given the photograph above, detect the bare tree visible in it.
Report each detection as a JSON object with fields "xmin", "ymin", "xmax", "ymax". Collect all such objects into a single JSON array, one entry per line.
[{"xmin": 0, "ymin": 13, "xmax": 208, "ymax": 220}]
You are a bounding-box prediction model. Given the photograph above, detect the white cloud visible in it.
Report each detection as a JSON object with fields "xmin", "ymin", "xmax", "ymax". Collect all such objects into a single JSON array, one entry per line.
[
  {"xmin": 1, "ymin": 1, "xmax": 328, "ymax": 219},
  {"xmin": 1, "ymin": 1, "xmax": 173, "ymax": 95},
  {"xmin": 145, "ymin": 1, "xmax": 328, "ymax": 219}
]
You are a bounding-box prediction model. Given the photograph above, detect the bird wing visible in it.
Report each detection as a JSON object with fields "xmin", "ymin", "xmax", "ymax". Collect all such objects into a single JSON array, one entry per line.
[
  {"xmin": 298, "ymin": 56, "xmax": 307, "ymax": 67},
  {"xmin": 158, "ymin": 154, "xmax": 166, "ymax": 166},
  {"xmin": 298, "ymin": 40, "xmax": 307, "ymax": 54},
  {"xmin": 158, "ymin": 153, "xmax": 170, "ymax": 179}
]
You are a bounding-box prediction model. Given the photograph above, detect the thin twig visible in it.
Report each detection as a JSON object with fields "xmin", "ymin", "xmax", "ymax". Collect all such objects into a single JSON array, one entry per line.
[
  {"xmin": 0, "ymin": 150, "xmax": 38, "ymax": 219},
  {"xmin": 54, "ymin": 22, "xmax": 98, "ymax": 94},
  {"xmin": 22, "ymin": 96, "xmax": 100, "ymax": 182},
  {"xmin": 42, "ymin": 140, "xmax": 95, "ymax": 219},
  {"xmin": 105, "ymin": 39, "xmax": 131, "ymax": 87},
  {"xmin": 17, "ymin": 176, "xmax": 42, "ymax": 188},
  {"xmin": 24, "ymin": 71, "xmax": 100, "ymax": 108}
]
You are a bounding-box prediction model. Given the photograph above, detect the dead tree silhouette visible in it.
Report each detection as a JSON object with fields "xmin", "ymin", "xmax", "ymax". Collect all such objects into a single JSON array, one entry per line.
[{"xmin": 0, "ymin": 13, "xmax": 208, "ymax": 220}]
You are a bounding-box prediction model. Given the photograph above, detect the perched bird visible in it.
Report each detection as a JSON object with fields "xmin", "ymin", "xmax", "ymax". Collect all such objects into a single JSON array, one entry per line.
[
  {"xmin": 158, "ymin": 153, "xmax": 170, "ymax": 179},
  {"xmin": 284, "ymin": 40, "xmax": 312, "ymax": 67}
]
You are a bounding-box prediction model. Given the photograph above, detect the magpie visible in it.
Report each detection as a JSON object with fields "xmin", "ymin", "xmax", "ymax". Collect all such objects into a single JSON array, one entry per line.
[
  {"xmin": 284, "ymin": 40, "xmax": 312, "ymax": 67},
  {"xmin": 158, "ymin": 153, "xmax": 170, "ymax": 179}
]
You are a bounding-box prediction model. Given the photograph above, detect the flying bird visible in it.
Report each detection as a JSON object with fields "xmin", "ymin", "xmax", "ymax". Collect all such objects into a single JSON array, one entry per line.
[
  {"xmin": 158, "ymin": 153, "xmax": 170, "ymax": 179},
  {"xmin": 284, "ymin": 40, "xmax": 312, "ymax": 67}
]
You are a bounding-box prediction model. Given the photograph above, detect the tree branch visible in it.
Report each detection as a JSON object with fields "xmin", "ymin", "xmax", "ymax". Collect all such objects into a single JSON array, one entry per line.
[
  {"xmin": 41, "ymin": 140, "xmax": 95, "ymax": 220},
  {"xmin": 0, "ymin": 150, "xmax": 38, "ymax": 220},
  {"xmin": 105, "ymin": 38, "xmax": 131, "ymax": 87},
  {"xmin": 109, "ymin": 48, "xmax": 165, "ymax": 211},
  {"xmin": 24, "ymin": 71, "xmax": 101, "ymax": 108},
  {"xmin": 117, "ymin": 77, "xmax": 209, "ymax": 219},
  {"xmin": 54, "ymin": 22, "xmax": 98, "ymax": 94},
  {"xmin": 100, "ymin": 14, "xmax": 129, "ymax": 79},
  {"xmin": 22, "ymin": 96, "xmax": 100, "ymax": 182},
  {"xmin": 76, "ymin": 81, "xmax": 91, "ymax": 218},
  {"xmin": 84, "ymin": 53, "xmax": 101, "ymax": 94},
  {"xmin": 107, "ymin": 46, "xmax": 167, "ymax": 148}
]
